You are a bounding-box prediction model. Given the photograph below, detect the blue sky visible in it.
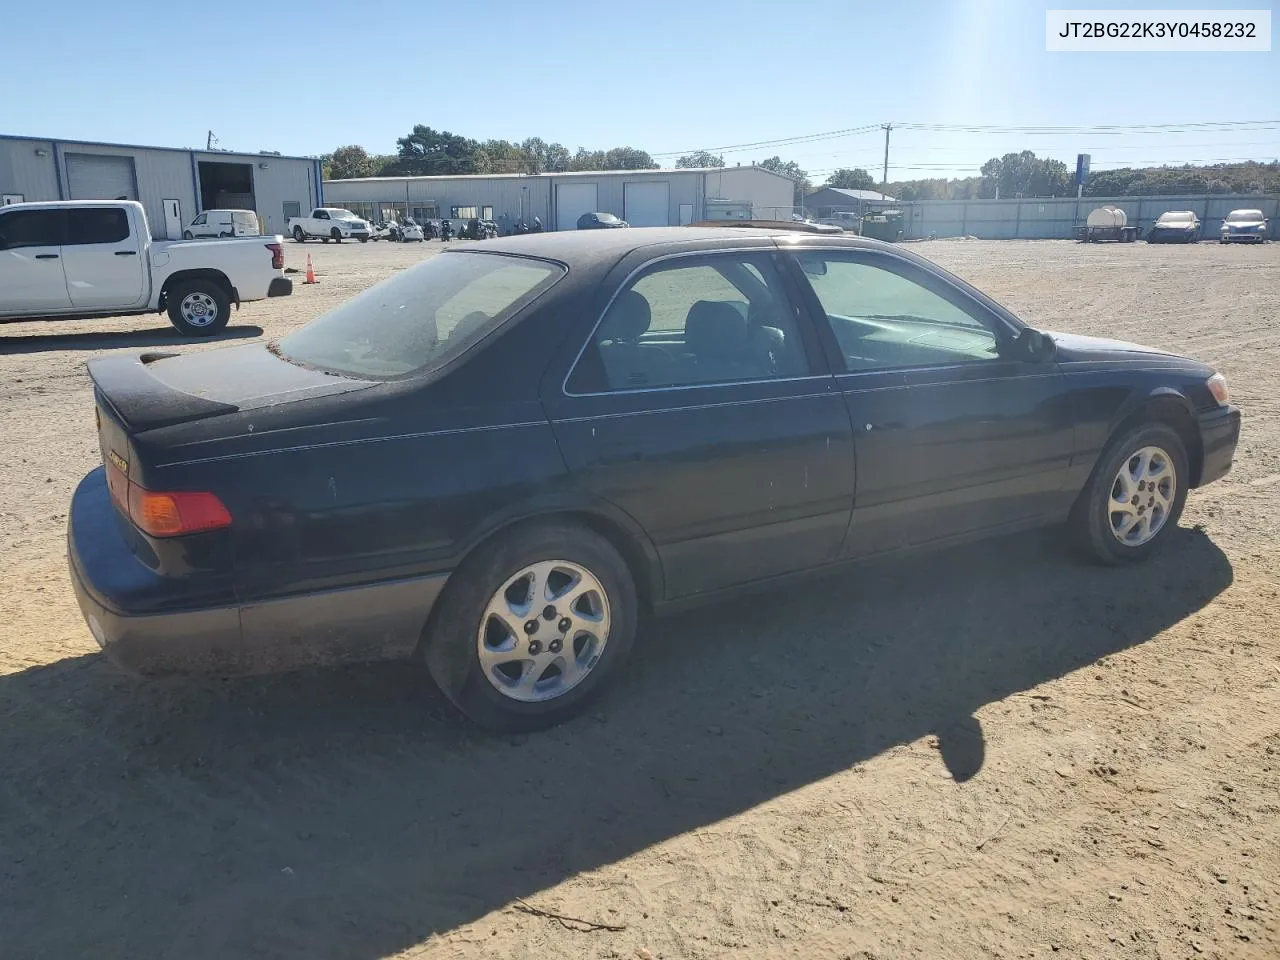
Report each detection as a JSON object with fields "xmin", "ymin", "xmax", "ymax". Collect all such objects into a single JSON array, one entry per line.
[{"xmin": 6, "ymin": 0, "xmax": 1277, "ymax": 181}]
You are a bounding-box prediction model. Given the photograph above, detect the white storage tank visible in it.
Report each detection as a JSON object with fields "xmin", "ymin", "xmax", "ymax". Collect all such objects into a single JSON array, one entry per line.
[{"xmin": 1086, "ymin": 205, "xmax": 1128, "ymax": 229}]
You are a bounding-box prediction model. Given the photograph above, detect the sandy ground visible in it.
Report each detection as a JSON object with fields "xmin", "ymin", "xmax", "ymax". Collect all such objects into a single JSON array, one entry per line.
[{"xmin": 1, "ymin": 237, "xmax": 1278, "ymax": 960}]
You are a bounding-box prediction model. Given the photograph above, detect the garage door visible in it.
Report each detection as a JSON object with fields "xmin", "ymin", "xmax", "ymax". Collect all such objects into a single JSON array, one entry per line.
[
  {"xmin": 66, "ymin": 154, "xmax": 138, "ymax": 201},
  {"xmin": 556, "ymin": 182, "xmax": 599, "ymax": 231},
  {"xmin": 624, "ymin": 181, "xmax": 670, "ymax": 227}
]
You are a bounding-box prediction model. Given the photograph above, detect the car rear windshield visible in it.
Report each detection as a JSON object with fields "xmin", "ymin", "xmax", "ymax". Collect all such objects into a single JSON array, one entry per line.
[
  {"xmin": 1157, "ymin": 212, "xmax": 1195, "ymax": 224},
  {"xmin": 1226, "ymin": 210, "xmax": 1263, "ymax": 222},
  {"xmin": 274, "ymin": 251, "xmax": 565, "ymax": 380}
]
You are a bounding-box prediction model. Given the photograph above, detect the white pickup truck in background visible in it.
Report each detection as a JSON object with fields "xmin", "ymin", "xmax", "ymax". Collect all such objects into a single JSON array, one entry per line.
[
  {"xmin": 287, "ymin": 208, "xmax": 372, "ymax": 243},
  {"xmin": 0, "ymin": 200, "xmax": 291, "ymax": 336}
]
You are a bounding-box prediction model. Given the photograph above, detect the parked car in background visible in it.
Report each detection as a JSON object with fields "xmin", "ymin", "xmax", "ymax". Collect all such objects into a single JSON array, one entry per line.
[
  {"xmin": 288, "ymin": 207, "xmax": 371, "ymax": 243},
  {"xmin": 577, "ymin": 212, "xmax": 629, "ymax": 229},
  {"xmin": 1220, "ymin": 209, "xmax": 1269, "ymax": 244},
  {"xmin": 1146, "ymin": 210, "xmax": 1200, "ymax": 243},
  {"xmin": 183, "ymin": 209, "xmax": 260, "ymax": 240},
  {"xmin": 398, "ymin": 219, "xmax": 426, "ymax": 242},
  {"xmin": 0, "ymin": 200, "xmax": 290, "ymax": 336},
  {"xmin": 371, "ymin": 220, "xmax": 398, "ymax": 241},
  {"xmin": 67, "ymin": 225, "xmax": 1239, "ymax": 732}
]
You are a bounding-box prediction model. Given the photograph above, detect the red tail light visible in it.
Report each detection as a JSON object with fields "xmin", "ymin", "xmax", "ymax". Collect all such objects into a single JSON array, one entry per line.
[
  {"xmin": 129, "ymin": 487, "xmax": 232, "ymax": 537},
  {"xmin": 266, "ymin": 241, "xmax": 284, "ymax": 270},
  {"xmin": 105, "ymin": 457, "xmax": 231, "ymax": 537}
]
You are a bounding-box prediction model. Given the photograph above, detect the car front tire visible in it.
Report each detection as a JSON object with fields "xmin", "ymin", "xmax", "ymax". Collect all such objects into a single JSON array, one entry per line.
[
  {"xmin": 423, "ymin": 520, "xmax": 638, "ymax": 732},
  {"xmin": 1069, "ymin": 422, "xmax": 1189, "ymax": 565}
]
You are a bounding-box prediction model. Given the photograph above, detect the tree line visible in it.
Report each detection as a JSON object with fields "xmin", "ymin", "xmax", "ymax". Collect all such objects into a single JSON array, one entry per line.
[{"xmin": 323, "ymin": 130, "xmax": 1278, "ymax": 205}]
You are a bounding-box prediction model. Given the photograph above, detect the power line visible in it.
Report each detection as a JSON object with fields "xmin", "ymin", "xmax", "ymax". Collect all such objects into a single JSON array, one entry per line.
[{"xmin": 654, "ymin": 119, "xmax": 1280, "ymax": 161}]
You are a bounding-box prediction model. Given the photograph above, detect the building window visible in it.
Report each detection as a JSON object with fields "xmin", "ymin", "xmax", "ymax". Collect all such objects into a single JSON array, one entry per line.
[
  {"xmin": 451, "ymin": 206, "xmax": 478, "ymax": 219},
  {"xmin": 412, "ymin": 205, "xmax": 438, "ymax": 221},
  {"xmin": 283, "ymin": 201, "xmax": 301, "ymax": 220},
  {"xmin": 482, "ymin": 206, "xmax": 494, "ymax": 220}
]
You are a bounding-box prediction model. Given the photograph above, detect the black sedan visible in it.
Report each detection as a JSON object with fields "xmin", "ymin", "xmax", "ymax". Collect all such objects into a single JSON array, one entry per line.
[
  {"xmin": 69, "ymin": 225, "xmax": 1241, "ymax": 731},
  {"xmin": 1147, "ymin": 210, "xmax": 1201, "ymax": 243},
  {"xmin": 577, "ymin": 211, "xmax": 629, "ymax": 229}
]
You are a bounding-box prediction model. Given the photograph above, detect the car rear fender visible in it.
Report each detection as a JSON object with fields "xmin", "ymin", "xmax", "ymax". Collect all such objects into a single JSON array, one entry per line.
[{"xmin": 451, "ymin": 492, "xmax": 664, "ymax": 610}]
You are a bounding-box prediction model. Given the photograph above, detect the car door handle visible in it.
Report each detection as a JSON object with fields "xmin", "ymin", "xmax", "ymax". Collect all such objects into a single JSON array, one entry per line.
[
  {"xmin": 114, "ymin": 250, "xmax": 137, "ymax": 256},
  {"xmin": 35, "ymin": 253, "xmax": 59, "ymax": 260}
]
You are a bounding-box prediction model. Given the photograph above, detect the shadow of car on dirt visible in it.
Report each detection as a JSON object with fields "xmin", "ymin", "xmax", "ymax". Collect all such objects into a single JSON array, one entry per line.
[
  {"xmin": 0, "ymin": 527, "xmax": 1232, "ymax": 958},
  {"xmin": 0, "ymin": 325, "xmax": 264, "ymax": 353}
]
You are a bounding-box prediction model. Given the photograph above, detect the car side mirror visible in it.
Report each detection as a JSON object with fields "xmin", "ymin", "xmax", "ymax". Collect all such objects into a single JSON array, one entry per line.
[{"xmin": 1014, "ymin": 327, "xmax": 1056, "ymax": 362}]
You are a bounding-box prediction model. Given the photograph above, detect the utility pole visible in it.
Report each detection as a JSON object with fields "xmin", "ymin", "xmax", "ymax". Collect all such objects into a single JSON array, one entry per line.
[
  {"xmin": 206, "ymin": 130, "xmax": 218, "ymax": 151},
  {"xmin": 881, "ymin": 123, "xmax": 892, "ymax": 194}
]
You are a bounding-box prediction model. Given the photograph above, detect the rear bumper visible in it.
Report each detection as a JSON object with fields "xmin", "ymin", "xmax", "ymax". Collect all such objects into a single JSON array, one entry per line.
[
  {"xmin": 268, "ymin": 277, "xmax": 293, "ymax": 298},
  {"xmin": 1196, "ymin": 405, "xmax": 1241, "ymax": 487},
  {"xmin": 68, "ymin": 468, "xmax": 448, "ymax": 676}
]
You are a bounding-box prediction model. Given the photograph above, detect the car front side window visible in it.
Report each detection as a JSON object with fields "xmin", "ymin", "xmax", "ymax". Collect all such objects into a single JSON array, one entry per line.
[
  {"xmin": 568, "ymin": 254, "xmax": 811, "ymax": 393},
  {"xmin": 794, "ymin": 253, "xmax": 1005, "ymax": 372}
]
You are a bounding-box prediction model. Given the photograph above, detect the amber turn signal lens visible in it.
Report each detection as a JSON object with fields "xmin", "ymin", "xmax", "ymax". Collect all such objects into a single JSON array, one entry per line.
[{"xmin": 1207, "ymin": 373, "xmax": 1229, "ymax": 407}]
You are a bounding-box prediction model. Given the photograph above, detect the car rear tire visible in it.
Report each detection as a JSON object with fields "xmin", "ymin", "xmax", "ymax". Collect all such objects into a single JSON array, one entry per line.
[
  {"xmin": 167, "ymin": 280, "xmax": 231, "ymax": 337},
  {"xmin": 1069, "ymin": 422, "xmax": 1189, "ymax": 565},
  {"xmin": 293, "ymin": 227, "xmax": 306, "ymax": 242},
  {"xmin": 423, "ymin": 521, "xmax": 638, "ymax": 732}
]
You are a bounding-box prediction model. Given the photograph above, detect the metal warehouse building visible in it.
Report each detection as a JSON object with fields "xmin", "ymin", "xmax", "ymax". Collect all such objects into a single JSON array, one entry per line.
[
  {"xmin": 323, "ymin": 165, "xmax": 796, "ymax": 231},
  {"xmin": 0, "ymin": 134, "xmax": 323, "ymax": 239}
]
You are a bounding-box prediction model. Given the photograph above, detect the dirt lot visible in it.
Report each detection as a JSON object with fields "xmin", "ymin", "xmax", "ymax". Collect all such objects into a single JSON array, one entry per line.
[{"xmin": 2, "ymin": 237, "xmax": 1278, "ymax": 960}]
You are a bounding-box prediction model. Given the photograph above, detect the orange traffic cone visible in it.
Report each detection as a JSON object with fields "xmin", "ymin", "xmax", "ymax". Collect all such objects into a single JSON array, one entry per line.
[{"xmin": 304, "ymin": 254, "xmax": 317, "ymax": 284}]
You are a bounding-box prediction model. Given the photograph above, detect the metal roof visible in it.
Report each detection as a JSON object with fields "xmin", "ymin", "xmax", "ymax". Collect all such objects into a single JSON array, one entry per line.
[
  {"xmin": 0, "ymin": 132, "xmax": 316, "ymax": 163},
  {"xmin": 325, "ymin": 165, "xmax": 795, "ymax": 184},
  {"xmin": 809, "ymin": 186, "xmax": 896, "ymax": 202}
]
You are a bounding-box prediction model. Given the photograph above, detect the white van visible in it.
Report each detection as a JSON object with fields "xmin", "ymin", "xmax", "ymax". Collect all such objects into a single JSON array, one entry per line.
[{"xmin": 183, "ymin": 209, "xmax": 261, "ymax": 239}]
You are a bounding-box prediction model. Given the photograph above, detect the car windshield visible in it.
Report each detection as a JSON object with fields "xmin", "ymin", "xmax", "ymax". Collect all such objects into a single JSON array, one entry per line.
[
  {"xmin": 330, "ymin": 210, "xmax": 359, "ymax": 220},
  {"xmin": 1226, "ymin": 210, "xmax": 1263, "ymax": 222},
  {"xmin": 1157, "ymin": 212, "xmax": 1195, "ymax": 224},
  {"xmin": 274, "ymin": 251, "xmax": 564, "ymax": 380},
  {"xmin": 596, "ymin": 213, "xmax": 620, "ymax": 223}
]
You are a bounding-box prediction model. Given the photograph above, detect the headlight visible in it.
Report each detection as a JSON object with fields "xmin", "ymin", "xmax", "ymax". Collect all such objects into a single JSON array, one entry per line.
[{"xmin": 1207, "ymin": 373, "xmax": 1229, "ymax": 406}]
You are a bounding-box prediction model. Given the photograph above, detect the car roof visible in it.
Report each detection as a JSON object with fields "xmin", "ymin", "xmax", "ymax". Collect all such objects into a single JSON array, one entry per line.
[{"xmin": 465, "ymin": 226, "xmax": 889, "ymax": 264}]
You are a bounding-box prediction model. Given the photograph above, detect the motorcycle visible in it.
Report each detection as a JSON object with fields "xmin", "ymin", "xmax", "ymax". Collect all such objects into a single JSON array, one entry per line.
[{"xmin": 439, "ymin": 219, "xmax": 454, "ymax": 242}]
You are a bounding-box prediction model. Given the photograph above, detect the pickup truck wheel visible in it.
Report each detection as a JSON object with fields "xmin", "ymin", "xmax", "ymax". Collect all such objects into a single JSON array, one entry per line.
[
  {"xmin": 331, "ymin": 228, "xmax": 343, "ymax": 243},
  {"xmin": 293, "ymin": 227, "xmax": 306, "ymax": 243},
  {"xmin": 167, "ymin": 281, "xmax": 231, "ymax": 337}
]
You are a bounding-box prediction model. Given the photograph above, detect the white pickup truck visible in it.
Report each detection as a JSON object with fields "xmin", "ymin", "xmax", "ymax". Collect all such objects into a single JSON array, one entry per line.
[
  {"xmin": 0, "ymin": 200, "xmax": 291, "ymax": 336},
  {"xmin": 287, "ymin": 207, "xmax": 372, "ymax": 243}
]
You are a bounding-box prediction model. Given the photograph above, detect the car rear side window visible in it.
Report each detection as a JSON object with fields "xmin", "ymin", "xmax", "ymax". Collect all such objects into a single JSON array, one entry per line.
[
  {"xmin": 567, "ymin": 253, "xmax": 811, "ymax": 393},
  {"xmin": 275, "ymin": 251, "xmax": 564, "ymax": 380},
  {"xmin": 0, "ymin": 209, "xmax": 62, "ymax": 249},
  {"xmin": 64, "ymin": 208, "xmax": 129, "ymax": 245}
]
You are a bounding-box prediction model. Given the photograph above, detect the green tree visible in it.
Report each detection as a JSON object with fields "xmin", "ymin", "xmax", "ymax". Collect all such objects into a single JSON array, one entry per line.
[
  {"xmin": 757, "ymin": 156, "xmax": 810, "ymax": 206},
  {"xmin": 676, "ymin": 150, "xmax": 725, "ymax": 168},
  {"xmin": 978, "ymin": 151, "xmax": 1072, "ymax": 199},
  {"xmin": 825, "ymin": 167, "xmax": 876, "ymax": 191},
  {"xmin": 603, "ymin": 146, "xmax": 660, "ymax": 170},
  {"xmin": 324, "ymin": 145, "xmax": 376, "ymax": 181},
  {"xmin": 520, "ymin": 138, "xmax": 572, "ymax": 173},
  {"xmin": 385, "ymin": 125, "xmax": 481, "ymax": 176}
]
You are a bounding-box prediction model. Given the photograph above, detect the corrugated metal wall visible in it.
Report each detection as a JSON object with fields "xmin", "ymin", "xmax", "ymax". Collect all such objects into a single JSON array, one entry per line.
[
  {"xmin": 712, "ymin": 167, "xmax": 795, "ymax": 219},
  {"xmin": 324, "ymin": 168, "xmax": 800, "ymax": 230},
  {"xmin": 0, "ymin": 136, "xmax": 315, "ymax": 239},
  {"xmin": 877, "ymin": 194, "xmax": 1280, "ymax": 240},
  {"xmin": 0, "ymin": 138, "xmax": 60, "ymax": 203}
]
